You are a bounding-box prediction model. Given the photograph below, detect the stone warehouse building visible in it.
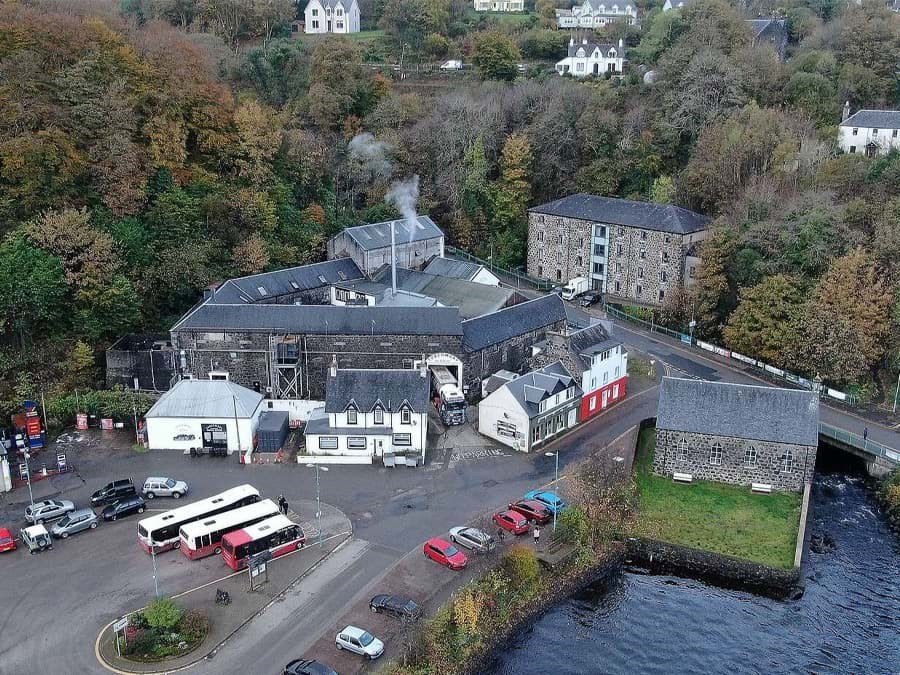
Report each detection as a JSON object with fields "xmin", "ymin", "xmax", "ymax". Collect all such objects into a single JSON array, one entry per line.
[
  {"xmin": 654, "ymin": 378, "xmax": 819, "ymax": 492},
  {"xmin": 526, "ymin": 194, "xmax": 710, "ymax": 306},
  {"xmin": 327, "ymin": 216, "xmax": 444, "ymax": 275}
]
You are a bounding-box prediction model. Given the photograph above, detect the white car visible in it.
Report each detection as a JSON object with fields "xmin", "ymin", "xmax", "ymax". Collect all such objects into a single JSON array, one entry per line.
[
  {"xmin": 142, "ymin": 477, "xmax": 189, "ymax": 499},
  {"xmin": 335, "ymin": 625, "xmax": 384, "ymax": 660},
  {"xmin": 449, "ymin": 526, "xmax": 495, "ymax": 553}
]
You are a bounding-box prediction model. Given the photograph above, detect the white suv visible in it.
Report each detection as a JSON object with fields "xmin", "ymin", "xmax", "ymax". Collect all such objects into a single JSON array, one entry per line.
[
  {"xmin": 142, "ymin": 477, "xmax": 189, "ymax": 499},
  {"xmin": 335, "ymin": 625, "xmax": 384, "ymax": 660}
]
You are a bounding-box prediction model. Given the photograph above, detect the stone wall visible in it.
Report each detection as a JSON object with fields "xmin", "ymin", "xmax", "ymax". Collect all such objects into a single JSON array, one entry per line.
[
  {"xmin": 654, "ymin": 428, "xmax": 817, "ymax": 492},
  {"xmin": 526, "ymin": 213, "xmax": 592, "ymax": 283},
  {"xmin": 605, "ymin": 225, "xmax": 686, "ymax": 306},
  {"xmin": 328, "ymin": 231, "xmax": 442, "ymax": 275}
]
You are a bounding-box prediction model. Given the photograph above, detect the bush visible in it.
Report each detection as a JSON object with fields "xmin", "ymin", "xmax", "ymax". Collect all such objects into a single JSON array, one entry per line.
[
  {"xmin": 879, "ymin": 469, "xmax": 900, "ymax": 526},
  {"xmin": 124, "ymin": 629, "xmax": 157, "ymax": 657},
  {"xmin": 143, "ymin": 598, "xmax": 183, "ymax": 632},
  {"xmin": 557, "ymin": 506, "xmax": 591, "ymax": 547},
  {"xmin": 503, "ymin": 544, "xmax": 541, "ymax": 594},
  {"xmin": 177, "ymin": 610, "xmax": 209, "ymax": 642}
]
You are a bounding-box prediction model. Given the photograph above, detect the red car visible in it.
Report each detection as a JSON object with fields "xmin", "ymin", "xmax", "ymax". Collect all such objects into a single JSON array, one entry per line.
[
  {"xmin": 493, "ymin": 510, "xmax": 529, "ymax": 535},
  {"xmin": 0, "ymin": 527, "xmax": 17, "ymax": 553},
  {"xmin": 423, "ymin": 537, "xmax": 467, "ymax": 570},
  {"xmin": 508, "ymin": 499, "xmax": 552, "ymax": 525}
]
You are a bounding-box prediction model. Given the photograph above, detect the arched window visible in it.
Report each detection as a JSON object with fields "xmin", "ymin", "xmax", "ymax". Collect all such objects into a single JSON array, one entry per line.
[
  {"xmin": 780, "ymin": 449, "xmax": 794, "ymax": 473},
  {"xmin": 676, "ymin": 437, "xmax": 688, "ymax": 461},
  {"xmin": 709, "ymin": 443, "xmax": 723, "ymax": 466},
  {"xmin": 744, "ymin": 446, "xmax": 757, "ymax": 468}
]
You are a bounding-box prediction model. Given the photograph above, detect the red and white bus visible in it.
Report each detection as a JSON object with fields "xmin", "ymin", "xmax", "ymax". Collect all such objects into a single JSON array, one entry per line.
[
  {"xmin": 136, "ymin": 484, "xmax": 260, "ymax": 553},
  {"xmin": 221, "ymin": 514, "xmax": 305, "ymax": 570},
  {"xmin": 178, "ymin": 499, "xmax": 279, "ymax": 560}
]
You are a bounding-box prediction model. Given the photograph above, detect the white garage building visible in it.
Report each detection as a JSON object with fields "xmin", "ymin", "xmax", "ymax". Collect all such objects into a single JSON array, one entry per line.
[{"xmin": 144, "ymin": 379, "xmax": 264, "ymax": 453}]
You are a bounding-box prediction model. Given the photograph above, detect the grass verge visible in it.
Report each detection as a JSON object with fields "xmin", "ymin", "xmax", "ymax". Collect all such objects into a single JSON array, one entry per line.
[{"xmin": 632, "ymin": 427, "xmax": 801, "ymax": 569}]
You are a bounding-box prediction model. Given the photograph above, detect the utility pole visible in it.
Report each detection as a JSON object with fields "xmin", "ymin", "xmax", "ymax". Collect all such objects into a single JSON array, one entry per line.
[
  {"xmin": 893, "ymin": 369, "xmax": 900, "ymax": 414},
  {"xmin": 40, "ymin": 390, "xmax": 48, "ymax": 437},
  {"xmin": 23, "ymin": 451, "xmax": 35, "ymax": 513},
  {"xmin": 151, "ymin": 544, "xmax": 160, "ymax": 598},
  {"xmin": 132, "ymin": 400, "xmax": 140, "ymax": 446},
  {"xmin": 233, "ymin": 394, "xmax": 242, "ymax": 458}
]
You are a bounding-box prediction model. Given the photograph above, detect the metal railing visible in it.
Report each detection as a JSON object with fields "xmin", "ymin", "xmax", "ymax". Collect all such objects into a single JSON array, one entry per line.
[
  {"xmin": 444, "ymin": 246, "xmax": 554, "ymax": 291},
  {"xmin": 818, "ymin": 423, "xmax": 900, "ymax": 463}
]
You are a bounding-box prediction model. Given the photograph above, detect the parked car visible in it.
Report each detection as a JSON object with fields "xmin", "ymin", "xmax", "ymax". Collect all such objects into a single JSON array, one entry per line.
[
  {"xmin": 508, "ymin": 499, "xmax": 553, "ymax": 525},
  {"xmin": 440, "ymin": 59, "xmax": 463, "ymax": 70},
  {"xmin": 522, "ymin": 490, "xmax": 568, "ymax": 515},
  {"xmin": 449, "ymin": 526, "xmax": 496, "ymax": 553},
  {"xmin": 22, "ymin": 524, "xmax": 53, "ymax": 554},
  {"xmin": 369, "ymin": 594, "xmax": 421, "ymax": 620},
  {"xmin": 283, "ymin": 658, "xmax": 339, "ymax": 675},
  {"xmin": 90, "ymin": 478, "xmax": 136, "ymax": 507},
  {"xmin": 580, "ymin": 291, "xmax": 602, "ymax": 307},
  {"xmin": 141, "ymin": 477, "xmax": 189, "ymax": 499},
  {"xmin": 25, "ymin": 499, "xmax": 75, "ymax": 524},
  {"xmin": 493, "ymin": 510, "xmax": 529, "ymax": 535},
  {"xmin": 335, "ymin": 625, "xmax": 384, "ymax": 660},
  {"xmin": 423, "ymin": 537, "xmax": 468, "ymax": 570},
  {"xmin": 50, "ymin": 509, "xmax": 99, "ymax": 538},
  {"xmin": 101, "ymin": 496, "xmax": 146, "ymax": 521},
  {"xmin": 0, "ymin": 527, "xmax": 17, "ymax": 553}
]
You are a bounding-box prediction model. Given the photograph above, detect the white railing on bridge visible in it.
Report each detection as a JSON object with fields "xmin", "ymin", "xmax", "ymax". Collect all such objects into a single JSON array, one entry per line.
[{"xmin": 819, "ymin": 423, "xmax": 900, "ymax": 463}]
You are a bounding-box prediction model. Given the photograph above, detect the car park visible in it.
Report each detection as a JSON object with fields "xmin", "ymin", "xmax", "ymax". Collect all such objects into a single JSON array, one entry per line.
[
  {"xmin": 423, "ymin": 537, "xmax": 468, "ymax": 570},
  {"xmin": 283, "ymin": 658, "xmax": 339, "ymax": 675},
  {"xmin": 0, "ymin": 527, "xmax": 17, "ymax": 553},
  {"xmin": 141, "ymin": 477, "xmax": 189, "ymax": 499},
  {"xmin": 25, "ymin": 499, "xmax": 75, "ymax": 524},
  {"xmin": 449, "ymin": 526, "xmax": 496, "ymax": 553},
  {"xmin": 22, "ymin": 524, "xmax": 53, "ymax": 554},
  {"xmin": 580, "ymin": 291, "xmax": 601, "ymax": 307},
  {"xmin": 101, "ymin": 496, "xmax": 146, "ymax": 521},
  {"xmin": 369, "ymin": 594, "xmax": 421, "ymax": 620},
  {"xmin": 335, "ymin": 625, "xmax": 384, "ymax": 660},
  {"xmin": 90, "ymin": 478, "xmax": 136, "ymax": 507},
  {"xmin": 508, "ymin": 499, "xmax": 553, "ymax": 525},
  {"xmin": 50, "ymin": 509, "xmax": 99, "ymax": 538},
  {"xmin": 493, "ymin": 510, "xmax": 529, "ymax": 535},
  {"xmin": 522, "ymin": 490, "xmax": 568, "ymax": 515}
]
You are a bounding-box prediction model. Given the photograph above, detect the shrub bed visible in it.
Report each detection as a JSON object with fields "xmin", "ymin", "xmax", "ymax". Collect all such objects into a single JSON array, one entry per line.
[{"xmin": 119, "ymin": 599, "xmax": 209, "ymax": 662}]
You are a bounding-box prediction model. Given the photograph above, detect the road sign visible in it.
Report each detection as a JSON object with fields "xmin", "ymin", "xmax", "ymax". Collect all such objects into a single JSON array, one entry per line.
[{"xmin": 113, "ymin": 617, "xmax": 129, "ymax": 632}]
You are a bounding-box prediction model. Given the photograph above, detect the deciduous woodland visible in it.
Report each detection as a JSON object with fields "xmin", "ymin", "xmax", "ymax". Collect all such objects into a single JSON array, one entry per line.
[{"xmin": 0, "ymin": 0, "xmax": 898, "ymax": 413}]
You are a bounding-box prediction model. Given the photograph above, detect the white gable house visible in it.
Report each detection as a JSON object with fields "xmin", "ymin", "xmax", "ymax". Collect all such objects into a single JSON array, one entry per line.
[
  {"xmin": 556, "ymin": 0, "xmax": 637, "ymax": 27},
  {"xmin": 662, "ymin": 0, "xmax": 695, "ymax": 10},
  {"xmin": 839, "ymin": 105, "xmax": 900, "ymax": 157},
  {"xmin": 304, "ymin": 0, "xmax": 360, "ymax": 34},
  {"xmin": 556, "ymin": 38, "xmax": 624, "ymax": 78}
]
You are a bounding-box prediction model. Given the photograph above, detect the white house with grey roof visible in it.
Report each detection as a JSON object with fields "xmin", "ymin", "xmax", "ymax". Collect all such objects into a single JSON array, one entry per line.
[
  {"xmin": 556, "ymin": 38, "xmax": 624, "ymax": 78},
  {"xmin": 527, "ymin": 194, "xmax": 710, "ymax": 306},
  {"xmin": 839, "ymin": 105, "xmax": 900, "ymax": 157},
  {"xmin": 556, "ymin": 0, "xmax": 637, "ymax": 28},
  {"xmin": 478, "ymin": 361, "xmax": 582, "ymax": 452},
  {"xmin": 304, "ymin": 364, "xmax": 430, "ymax": 463},
  {"xmin": 327, "ymin": 216, "xmax": 445, "ymax": 275},
  {"xmin": 654, "ymin": 378, "xmax": 819, "ymax": 492},
  {"xmin": 304, "ymin": 0, "xmax": 360, "ymax": 33},
  {"xmin": 144, "ymin": 379, "xmax": 264, "ymax": 453}
]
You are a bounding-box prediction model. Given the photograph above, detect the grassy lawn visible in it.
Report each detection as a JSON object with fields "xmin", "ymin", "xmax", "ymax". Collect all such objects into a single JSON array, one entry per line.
[{"xmin": 632, "ymin": 428, "xmax": 801, "ymax": 569}]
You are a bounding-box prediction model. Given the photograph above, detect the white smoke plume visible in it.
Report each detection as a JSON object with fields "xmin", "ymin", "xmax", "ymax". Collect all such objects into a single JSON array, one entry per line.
[
  {"xmin": 385, "ymin": 175, "xmax": 421, "ymax": 243},
  {"xmin": 348, "ymin": 132, "xmax": 394, "ymax": 177}
]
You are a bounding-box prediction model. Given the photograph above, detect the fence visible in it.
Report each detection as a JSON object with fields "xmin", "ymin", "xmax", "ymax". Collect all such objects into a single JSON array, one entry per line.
[
  {"xmin": 819, "ymin": 423, "xmax": 900, "ymax": 463},
  {"xmin": 603, "ymin": 303, "xmax": 856, "ymax": 406},
  {"xmin": 444, "ymin": 246, "xmax": 555, "ymax": 291}
]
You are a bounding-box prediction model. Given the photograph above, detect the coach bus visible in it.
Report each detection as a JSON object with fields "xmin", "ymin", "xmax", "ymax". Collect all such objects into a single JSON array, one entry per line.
[
  {"xmin": 221, "ymin": 514, "xmax": 305, "ymax": 570},
  {"xmin": 178, "ymin": 499, "xmax": 280, "ymax": 560},
  {"xmin": 136, "ymin": 484, "xmax": 261, "ymax": 553}
]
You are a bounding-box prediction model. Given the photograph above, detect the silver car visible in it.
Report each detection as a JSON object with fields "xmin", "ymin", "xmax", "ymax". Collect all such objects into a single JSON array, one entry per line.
[
  {"xmin": 25, "ymin": 499, "xmax": 76, "ymax": 524},
  {"xmin": 142, "ymin": 477, "xmax": 189, "ymax": 499},
  {"xmin": 449, "ymin": 526, "xmax": 496, "ymax": 553},
  {"xmin": 50, "ymin": 509, "xmax": 99, "ymax": 538}
]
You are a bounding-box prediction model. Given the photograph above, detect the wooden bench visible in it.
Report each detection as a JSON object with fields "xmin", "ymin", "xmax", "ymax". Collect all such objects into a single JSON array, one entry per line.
[
  {"xmin": 751, "ymin": 482, "xmax": 773, "ymax": 494},
  {"xmin": 672, "ymin": 472, "xmax": 693, "ymax": 484}
]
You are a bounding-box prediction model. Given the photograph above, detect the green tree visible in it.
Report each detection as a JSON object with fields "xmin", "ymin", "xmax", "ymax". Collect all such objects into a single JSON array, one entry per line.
[
  {"xmin": 503, "ymin": 545, "xmax": 541, "ymax": 594},
  {"xmin": 63, "ymin": 340, "xmax": 97, "ymax": 391},
  {"xmin": 143, "ymin": 597, "xmax": 184, "ymax": 631},
  {"xmin": 491, "ymin": 133, "xmax": 532, "ymax": 267},
  {"xmin": 723, "ymin": 275, "xmax": 806, "ymax": 366},
  {"xmin": 379, "ymin": 0, "xmax": 430, "ymax": 52},
  {"xmin": 0, "ymin": 236, "xmax": 69, "ymax": 343},
  {"xmin": 471, "ymin": 32, "xmax": 520, "ymax": 82},
  {"xmin": 692, "ymin": 227, "xmax": 737, "ymax": 337}
]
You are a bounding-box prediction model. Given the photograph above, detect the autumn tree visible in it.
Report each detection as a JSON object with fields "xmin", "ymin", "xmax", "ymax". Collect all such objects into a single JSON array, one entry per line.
[
  {"xmin": 491, "ymin": 133, "xmax": 533, "ymax": 267},
  {"xmin": 471, "ymin": 32, "xmax": 520, "ymax": 82},
  {"xmin": 379, "ymin": 0, "xmax": 431, "ymax": 52},
  {"xmin": 691, "ymin": 226, "xmax": 738, "ymax": 338}
]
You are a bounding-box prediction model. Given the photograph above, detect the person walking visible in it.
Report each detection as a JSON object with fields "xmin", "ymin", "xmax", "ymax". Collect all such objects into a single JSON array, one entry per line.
[
  {"xmin": 533, "ymin": 526, "xmax": 541, "ymax": 550},
  {"xmin": 278, "ymin": 495, "xmax": 288, "ymax": 516},
  {"xmin": 863, "ymin": 427, "xmax": 869, "ymax": 441}
]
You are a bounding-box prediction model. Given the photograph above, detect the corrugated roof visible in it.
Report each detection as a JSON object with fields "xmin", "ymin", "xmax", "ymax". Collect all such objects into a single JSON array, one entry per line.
[
  {"xmin": 422, "ymin": 257, "xmax": 485, "ymax": 281},
  {"xmin": 210, "ymin": 259, "xmax": 364, "ymax": 304},
  {"xmin": 342, "ymin": 216, "xmax": 443, "ymax": 251},
  {"xmin": 145, "ymin": 379, "xmax": 263, "ymax": 419},
  {"xmin": 462, "ymin": 295, "xmax": 567, "ymax": 351},
  {"xmin": 656, "ymin": 377, "xmax": 819, "ymax": 446},
  {"xmin": 325, "ymin": 369, "xmax": 430, "ymax": 413},
  {"xmin": 529, "ymin": 194, "xmax": 709, "ymax": 235},
  {"xmin": 171, "ymin": 303, "xmax": 463, "ymax": 336},
  {"xmin": 841, "ymin": 110, "xmax": 900, "ymax": 129}
]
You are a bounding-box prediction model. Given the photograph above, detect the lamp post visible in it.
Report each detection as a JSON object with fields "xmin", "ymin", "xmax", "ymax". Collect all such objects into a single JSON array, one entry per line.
[
  {"xmin": 151, "ymin": 545, "xmax": 160, "ymax": 598},
  {"xmin": 22, "ymin": 451, "xmax": 35, "ymax": 513},
  {"xmin": 544, "ymin": 451, "xmax": 559, "ymax": 532},
  {"xmin": 306, "ymin": 464, "xmax": 329, "ymax": 547},
  {"xmin": 893, "ymin": 369, "xmax": 900, "ymax": 414}
]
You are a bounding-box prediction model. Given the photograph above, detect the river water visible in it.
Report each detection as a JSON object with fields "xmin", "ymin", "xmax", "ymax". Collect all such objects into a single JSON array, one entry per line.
[{"xmin": 491, "ymin": 464, "xmax": 900, "ymax": 675}]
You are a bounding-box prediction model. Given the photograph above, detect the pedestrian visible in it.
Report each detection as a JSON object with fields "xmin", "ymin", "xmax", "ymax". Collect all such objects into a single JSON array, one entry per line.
[
  {"xmin": 533, "ymin": 526, "xmax": 541, "ymax": 550},
  {"xmin": 278, "ymin": 494, "xmax": 288, "ymax": 515},
  {"xmin": 496, "ymin": 527, "xmax": 506, "ymax": 543},
  {"xmin": 863, "ymin": 427, "xmax": 869, "ymax": 441}
]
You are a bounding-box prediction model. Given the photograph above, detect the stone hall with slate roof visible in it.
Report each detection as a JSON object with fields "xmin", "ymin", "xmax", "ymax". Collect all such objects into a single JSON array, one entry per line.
[{"xmin": 654, "ymin": 377, "xmax": 820, "ymax": 492}]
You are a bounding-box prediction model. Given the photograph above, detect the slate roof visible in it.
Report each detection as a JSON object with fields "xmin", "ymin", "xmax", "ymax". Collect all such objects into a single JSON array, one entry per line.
[
  {"xmin": 209, "ymin": 259, "xmax": 364, "ymax": 304},
  {"xmin": 566, "ymin": 39, "xmax": 618, "ymax": 58},
  {"xmin": 422, "ymin": 257, "xmax": 487, "ymax": 282},
  {"xmin": 461, "ymin": 294, "xmax": 567, "ymax": 352},
  {"xmin": 145, "ymin": 379, "xmax": 263, "ymax": 419},
  {"xmin": 500, "ymin": 362, "xmax": 581, "ymax": 419},
  {"xmin": 530, "ymin": 323, "xmax": 621, "ymax": 376},
  {"xmin": 841, "ymin": 110, "xmax": 900, "ymax": 129},
  {"xmin": 304, "ymin": 410, "xmax": 392, "ymax": 437},
  {"xmin": 325, "ymin": 369, "xmax": 430, "ymax": 413},
  {"xmin": 171, "ymin": 303, "xmax": 463, "ymax": 336},
  {"xmin": 529, "ymin": 194, "xmax": 709, "ymax": 235},
  {"xmin": 342, "ymin": 216, "xmax": 443, "ymax": 252},
  {"xmin": 656, "ymin": 377, "xmax": 819, "ymax": 447}
]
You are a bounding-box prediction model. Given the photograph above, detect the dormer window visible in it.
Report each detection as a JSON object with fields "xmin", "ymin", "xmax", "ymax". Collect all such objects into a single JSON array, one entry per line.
[
  {"xmin": 373, "ymin": 407, "xmax": 384, "ymax": 425},
  {"xmin": 609, "ymin": 49, "xmax": 616, "ymax": 58},
  {"xmin": 873, "ymin": 128, "xmax": 879, "ymax": 135},
  {"xmin": 577, "ymin": 48, "xmax": 586, "ymax": 57},
  {"xmin": 347, "ymin": 407, "xmax": 358, "ymax": 425},
  {"xmin": 400, "ymin": 407, "xmax": 411, "ymax": 425}
]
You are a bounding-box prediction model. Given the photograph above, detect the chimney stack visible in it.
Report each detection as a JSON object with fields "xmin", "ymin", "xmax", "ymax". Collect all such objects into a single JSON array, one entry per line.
[
  {"xmin": 618, "ymin": 38, "xmax": 623, "ymax": 49},
  {"xmin": 329, "ymin": 354, "xmax": 338, "ymax": 378},
  {"xmin": 390, "ymin": 218, "xmax": 397, "ymax": 297},
  {"xmin": 842, "ymin": 101, "xmax": 851, "ymax": 122}
]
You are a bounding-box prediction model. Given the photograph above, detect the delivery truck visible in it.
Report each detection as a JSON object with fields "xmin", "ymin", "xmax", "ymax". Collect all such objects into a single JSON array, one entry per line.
[
  {"xmin": 560, "ymin": 277, "xmax": 589, "ymax": 301},
  {"xmin": 431, "ymin": 366, "xmax": 467, "ymax": 426}
]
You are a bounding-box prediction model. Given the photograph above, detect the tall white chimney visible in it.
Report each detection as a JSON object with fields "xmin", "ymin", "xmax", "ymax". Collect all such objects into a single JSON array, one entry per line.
[{"xmin": 390, "ymin": 218, "xmax": 397, "ymax": 296}]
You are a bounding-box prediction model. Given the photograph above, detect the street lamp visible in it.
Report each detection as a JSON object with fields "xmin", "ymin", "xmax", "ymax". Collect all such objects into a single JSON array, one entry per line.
[
  {"xmin": 305, "ymin": 464, "xmax": 329, "ymax": 547},
  {"xmin": 893, "ymin": 369, "xmax": 900, "ymax": 414},
  {"xmin": 544, "ymin": 451, "xmax": 559, "ymax": 532},
  {"xmin": 151, "ymin": 545, "xmax": 160, "ymax": 598}
]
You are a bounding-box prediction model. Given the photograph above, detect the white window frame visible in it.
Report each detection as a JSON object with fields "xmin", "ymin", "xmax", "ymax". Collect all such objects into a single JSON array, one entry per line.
[{"xmin": 709, "ymin": 442, "xmax": 723, "ymax": 466}]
